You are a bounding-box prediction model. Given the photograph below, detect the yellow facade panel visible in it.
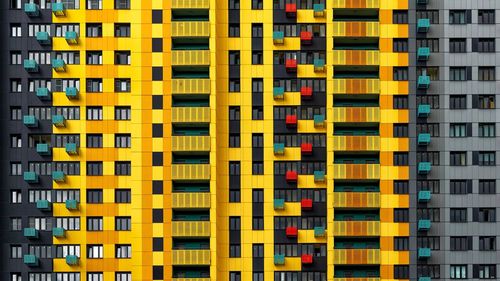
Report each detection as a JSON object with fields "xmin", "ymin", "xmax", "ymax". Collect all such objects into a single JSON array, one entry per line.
[
  {"xmin": 333, "ymin": 192, "xmax": 381, "ymax": 208},
  {"xmin": 172, "ymin": 79, "xmax": 211, "ymax": 94},
  {"xmin": 332, "ymin": 78, "xmax": 380, "ymax": 94},
  {"xmin": 333, "ymin": 136, "xmax": 380, "ymax": 151},
  {"xmin": 332, "ymin": 107, "xmax": 380, "ymax": 123},
  {"xmin": 171, "ymin": 0, "xmax": 210, "ymax": 9},
  {"xmin": 333, "ymin": 164, "xmax": 381, "ymax": 179},
  {"xmin": 172, "ymin": 136, "xmax": 211, "ymax": 152},
  {"xmin": 332, "ymin": 22, "xmax": 379, "ymax": 37},
  {"xmin": 172, "ymin": 250, "xmax": 211, "ymax": 265},
  {"xmin": 333, "ymin": 221, "xmax": 381, "ymax": 236},
  {"xmin": 172, "ymin": 22, "xmax": 210, "ymax": 37},
  {"xmin": 172, "ymin": 221, "xmax": 211, "ymax": 237},
  {"xmin": 172, "ymin": 107, "xmax": 211, "ymax": 123},
  {"xmin": 172, "ymin": 50, "xmax": 211, "ymax": 66},
  {"xmin": 334, "ymin": 278, "xmax": 381, "ymax": 281},
  {"xmin": 172, "ymin": 193, "xmax": 211, "ymax": 209},
  {"xmin": 333, "ymin": 249, "xmax": 380, "ymax": 264},
  {"xmin": 332, "ymin": 50, "xmax": 380, "ymax": 65},
  {"xmin": 172, "ymin": 164, "xmax": 211, "ymax": 180},
  {"xmin": 332, "ymin": 0, "xmax": 380, "ymax": 8}
]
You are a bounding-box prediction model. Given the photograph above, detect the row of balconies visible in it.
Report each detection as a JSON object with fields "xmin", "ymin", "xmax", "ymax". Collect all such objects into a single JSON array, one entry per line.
[
  {"xmin": 274, "ymin": 249, "xmax": 379, "ymax": 266},
  {"xmin": 23, "ymin": 254, "xmax": 79, "ymax": 267},
  {"xmin": 274, "ymin": 192, "xmax": 379, "ymax": 210}
]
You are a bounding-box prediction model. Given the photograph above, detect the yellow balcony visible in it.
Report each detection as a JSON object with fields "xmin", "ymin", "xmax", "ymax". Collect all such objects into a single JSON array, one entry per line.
[
  {"xmin": 333, "ymin": 136, "xmax": 380, "ymax": 151},
  {"xmin": 333, "ymin": 192, "xmax": 380, "ymax": 208},
  {"xmin": 172, "ymin": 50, "xmax": 210, "ymax": 66},
  {"xmin": 172, "ymin": 221, "xmax": 211, "ymax": 237},
  {"xmin": 332, "ymin": 22, "xmax": 379, "ymax": 37},
  {"xmin": 172, "ymin": 193, "xmax": 211, "ymax": 209},
  {"xmin": 334, "ymin": 278, "xmax": 380, "ymax": 281},
  {"xmin": 172, "ymin": 107, "xmax": 210, "ymax": 123},
  {"xmin": 173, "ymin": 279, "xmax": 211, "ymax": 281},
  {"xmin": 172, "ymin": 0, "xmax": 209, "ymax": 9},
  {"xmin": 333, "ymin": 164, "xmax": 380, "ymax": 179},
  {"xmin": 332, "ymin": 107, "xmax": 380, "ymax": 123},
  {"xmin": 172, "ymin": 164, "xmax": 211, "ymax": 181},
  {"xmin": 332, "ymin": 79, "xmax": 380, "ymax": 94},
  {"xmin": 332, "ymin": 50, "xmax": 379, "ymax": 66},
  {"xmin": 172, "ymin": 136, "xmax": 211, "ymax": 152},
  {"xmin": 334, "ymin": 249, "xmax": 380, "ymax": 264},
  {"xmin": 172, "ymin": 22, "xmax": 210, "ymax": 37},
  {"xmin": 333, "ymin": 221, "xmax": 380, "ymax": 236},
  {"xmin": 172, "ymin": 250, "xmax": 211, "ymax": 265},
  {"xmin": 172, "ymin": 79, "xmax": 211, "ymax": 95},
  {"xmin": 332, "ymin": 0, "xmax": 379, "ymax": 8}
]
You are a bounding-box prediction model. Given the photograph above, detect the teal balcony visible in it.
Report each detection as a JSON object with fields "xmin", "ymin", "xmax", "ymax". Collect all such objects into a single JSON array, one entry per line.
[
  {"xmin": 314, "ymin": 114, "xmax": 325, "ymax": 127},
  {"xmin": 418, "ymin": 219, "xmax": 431, "ymax": 231},
  {"xmin": 273, "ymin": 87, "xmax": 285, "ymax": 100},
  {"xmin": 313, "ymin": 4, "xmax": 325, "ymax": 17},
  {"xmin": 52, "ymin": 2, "xmax": 66, "ymax": 16},
  {"xmin": 418, "ymin": 162, "xmax": 431, "ymax": 175},
  {"xmin": 314, "ymin": 59, "xmax": 325, "ymax": 72},
  {"xmin": 36, "ymin": 143, "xmax": 51, "ymax": 155},
  {"xmin": 65, "ymin": 199, "xmax": 79, "ymax": 210},
  {"xmin": 274, "ymin": 143, "xmax": 285, "ymax": 155},
  {"xmin": 24, "ymin": 59, "xmax": 39, "ymax": 72},
  {"xmin": 418, "ymin": 247, "xmax": 431, "ymax": 259},
  {"xmin": 65, "ymin": 87, "xmax": 79, "ymax": 99},
  {"xmin": 65, "ymin": 143, "xmax": 78, "ymax": 155},
  {"xmin": 314, "ymin": 171, "xmax": 325, "ymax": 182},
  {"xmin": 36, "ymin": 31, "xmax": 51, "ymax": 45},
  {"xmin": 417, "ymin": 104, "xmax": 431, "ymax": 117},
  {"xmin": 417, "ymin": 75, "xmax": 430, "ymax": 89},
  {"xmin": 24, "ymin": 3, "xmax": 39, "ymax": 17},
  {"xmin": 66, "ymin": 255, "xmax": 79, "ymax": 265},
  {"xmin": 24, "ymin": 255, "xmax": 39, "ymax": 266},
  {"xmin": 418, "ymin": 133, "xmax": 431, "ymax": 145},
  {"xmin": 36, "ymin": 200, "xmax": 52, "ymax": 211},
  {"xmin": 36, "ymin": 87, "xmax": 51, "ymax": 100},
  {"xmin": 274, "ymin": 254, "xmax": 285, "ymax": 265},
  {"xmin": 52, "ymin": 171, "xmax": 65, "ymax": 182},
  {"xmin": 417, "ymin": 19, "xmax": 430, "ymax": 33},
  {"xmin": 419, "ymin": 277, "xmax": 431, "ymax": 281},
  {"xmin": 314, "ymin": 226, "xmax": 325, "ymax": 237},
  {"xmin": 65, "ymin": 31, "xmax": 78, "ymax": 44},
  {"xmin": 417, "ymin": 47, "xmax": 430, "ymax": 61},
  {"xmin": 52, "ymin": 59, "xmax": 66, "ymax": 72},
  {"xmin": 273, "ymin": 31, "xmax": 284, "ymax": 44},
  {"xmin": 52, "ymin": 115, "xmax": 65, "ymax": 127},
  {"xmin": 24, "ymin": 228, "xmax": 39, "ymax": 239},
  {"xmin": 274, "ymin": 199, "xmax": 285, "ymax": 210},
  {"xmin": 23, "ymin": 115, "xmax": 38, "ymax": 127},
  {"xmin": 418, "ymin": 190, "xmax": 432, "ymax": 203},
  {"xmin": 416, "ymin": 0, "xmax": 429, "ymax": 5},
  {"xmin": 53, "ymin": 227, "xmax": 65, "ymax": 237},
  {"xmin": 23, "ymin": 172, "xmax": 39, "ymax": 183}
]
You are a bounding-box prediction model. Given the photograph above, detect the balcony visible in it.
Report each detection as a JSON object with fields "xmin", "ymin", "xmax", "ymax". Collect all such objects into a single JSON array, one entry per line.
[
  {"xmin": 332, "ymin": 0, "xmax": 380, "ymax": 8},
  {"xmin": 418, "ymin": 133, "xmax": 431, "ymax": 145},
  {"xmin": 52, "ymin": 2, "xmax": 66, "ymax": 16},
  {"xmin": 417, "ymin": 104, "xmax": 431, "ymax": 117},
  {"xmin": 418, "ymin": 219, "xmax": 431, "ymax": 231},
  {"xmin": 333, "ymin": 136, "xmax": 380, "ymax": 151},
  {"xmin": 172, "ymin": 164, "xmax": 211, "ymax": 181},
  {"xmin": 333, "ymin": 164, "xmax": 380, "ymax": 179},
  {"xmin": 274, "ymin": 143, "xmax": 285, "ymax": 155},
  {"xmin": 333, "ymin": 79, "xmax": 380, "ymax": 94},
  {"xmin": 274, "ymin": 254, "xmax": 285, "ymax": 265},
  {"xmin": 172, "ymin": 136, "xmax": 210, "ymax": 152},
  {"xmin": 36, "ymin": 31, "xmax": 51, "ymax": 45},
  {"xmin": 301, "ymin": 143, "xmax": 313, "ymax": 155},
  {"xmin": 52, "ymin": 115, "xmax": 66, "ymax": 127},
  {"xmin": 286, "ymin": 171, "xmax": 298, "ymax": 182},
  {"xmin": 333, "ymin": 192, "xmax": 380, "ymax": 208},
  {"xmin": 301, "ymin": 198, "xmax": 313, "ymax": 210},
  {"xmin": 65, "ymin": 199, "xmax": 79, "ymax": 210},
  {"xmin": 172, "ymin": 0, "xmax": 210, "ymax": 9},
  {"xmin": 52, "ymin": 59, "xmax": 66, "ymax": 72},
  {"xmin": 417, "ymin": 19, "xmax": 430, "ymax": 33},
  {"xmin": 172, "ymin": 50, "xmax": 210, "ymax": 66},
  {"xmin": 285, "ymin": 114, "xmax": 297, "ymax": 127},
  {"xmin": 273, "ymin": 86, "xmax": 285, "ymax": 100},
  {"xmin": 63, "ymin": 143, "xmax": 78, "ymax": 155},
  {"xmin": 24, "ymin": 255, "xmax": 39, "ymax": 266},
  {"xmin": 286, "ymin": 226, "xmax": 298, "ymax": 237},
  {"xmin": 172, "ymin": 221, "xmax": 211, "ymax": 237},
  {"xmin": 172, "ymin": 79, "xmax": 210, "ymax": 95},
  {"xmin": 333, "ymin": 221, "xmax": 380, "ymax": 236},
  {"xmin": 24, "ymin": 59, "xmax": 39, "ymax": 73},
  {"xmin": 300, "ymin": 86, "xmax": 313, "ymax": 99},
  {"xmin": 172, "ymin": 250, "xmax": 211, "ymax": 265},
  {"xmin": 418, "ymin": 277, "xmax": 431, "ymax": 281},
  {"xmin": 172, "ymin": 107, "xmax": 210, "ymax": 123},
  {"xmin": 24, "ymin": 228, "xmax": 39, "ymax": 239},
  {"xmin": 172, "ymin": 22, "xmax": 210, "ymax": 37},
  {"xmin": 314, "ymin": 59, "xmax": 325, "ymax": 72},
  {"xmin": 285, "ymin": 59, "xmax": 297, "ymax": 72},
  {"xmin": 314, "ymin": 226, "xmax": 326, "ymax": 237},
  {"xmin": 332, "ymin": 50, "xmax": 379, "ymax": 66},
  {"xmin": 36, "ymin": 143, "xmax": 51, "ymax": 155},
  {"xmin": 334, "ymin": 249, "xmax": 380, "ymax": 264},
  {"xmin": 36, "ymin": 87, "xmax": 51, "ymax": 100},
  {"xmin": 418, "ymin": 191, "xmax": 432, "ymax": 203},
  {"xmin": 332, "ymin": 107, "xmax": 379, "ymax": 123},
  {"xmin": 52, "ymin": 171, "xmax": 65, "ymax": 182},
  {"xmin": 172, "ymin": 193, "xmax": 210, "ymax": 209},
  {"xmin": 314, "ymin": 114, "xmax": 325, "ymax": 127},
  {"xmin": 333, "ymin": 22, "xmax": 379, "ymax": 37},
  {"xmin": 65, "ymin": 87, "xmax": 79, "ymax": 99},
  {"xmin": 274, "ymin": 199, "xmax": 285, "ymax": 210},
  {"xmin": 300, "ymin": 31, "xmax": 313, "ymax": 45},
  {"xmin": 418, "ymin": 248, "xmax": 431, "ymax": 259},
  {"xmin": 418, "ymin": 162, "xmax": 431, "ymax": 175},
  {"xmin": 36, "ymin": 200, "xmax": 52, "ymax": 211},
  {"xmin": 23, "ymin": 171, "xmax": 39, "ymax": 184},
  {"xmin": 314, "ymin": 171, "xmax": 325, "ymax": 182},
  {"xmin": 66, "ymin": 255, "xmax": 79, "ymax": 265},
  {"xmin": 285, "ymin": 3, "xmax": 297, "ymax": 17},
  {"xmin": 301, "ymin": 254, "xmax": 313, "ymax": 264},
  {"xmin": 53, "ymin": 227, "xmax": 65, "ymax": 238},
  {"xmin": 417, "ymin": 47, "xmax": 430, "ymax": 61},
  {"xmin": 313, "ymin": 3, "xmax": 325, "ymax": 17},
  {"xmin": 417, "ymin": 75, "xmax": 430, "ymax": 89},
  {"xmin": 273, "ymin": 31, "xmax": 284, "ymax": 45},
  {"xmin": 65, "ymin": 31, "xmax": 78, "ymax": 44},
  {"xmin": 24, "ymin": 3, "xmax": 40, "ymax": 16}
]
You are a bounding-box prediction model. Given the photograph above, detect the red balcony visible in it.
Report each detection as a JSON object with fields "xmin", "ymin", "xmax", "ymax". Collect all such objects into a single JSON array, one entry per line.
[
  {"xmin": 301, "ymin": 143, "xmax": 313, "ymax": 154},
  {"xmin": 285, "ymin": 3, "xmax": 297, "ymax": 17},
  {"xmin": 285, "ymin": 114, "xmax": 297, "ymax": 127},
  {"xmin": 285, "ymin": 59, "xmax": 297, "ymax": 72},
  {"xmin": 301, "ymin": 254, "xmax": 313, "ymax": 264},
  {"xmin": 301, "ymin": 198, "xmax": 313, "ymax": 210},
  {"xmin": 286, "ymin": 170, "xmax": 298, "ymax": 182},
  {"xmin": 300, "ymin": 86, "xmax": 313, "ymax": 99},
  {"xmin": 300, "ymin": 31, "xmax": 313, "ymax": 44},
  {"xmin": 286, "ymin": 226, "xmax": 298, "ymax": 237}
]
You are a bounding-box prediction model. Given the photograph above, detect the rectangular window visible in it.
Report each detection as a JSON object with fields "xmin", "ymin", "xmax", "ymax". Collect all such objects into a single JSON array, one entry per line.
[
  {"xmin": 474, "ymin": 208, "xmax": 496, "ymax": 222},
  {"xmin": 476, "ymin": 265, "xmax": 496, "ymax": 279},
  {"xmin": 416, "ymin": 10, "xmax": 439, "ymax": 24},
  {"xmin": 11, "ymin": 218, "xmax": 22, "ymax": 231},
  {"xmin": 450, "ymin": 67, "xmax": 467, "ymax": 81},
  {"xmin": 11, "ymin": 79, "xmax": 22, "ymax": 93},
  {"xmin": 450, "ymin": 95, "xmax": 466, "ymax": 109},
  {"xmin": 479, "ymin": 236, "xmax": 496, "ymax": 251},
  {"xmin": 115, "ymin": 23, "xmax": 131, "ymax": 37},
  {"xmin": 116, "ymin": 272, "xmax": 132, "ymax": 281},
  {"xmin": 393, "ymin": 124, "xmax": 408, "ymax": 137},
  {"xmin": 229, "ymin": 24, "xmax": 240, "ymax": 37},
  {"xmin": 393, "ymin": 10, "xmax": 408, "ymax": 24},
  {"xmin": 115, "ymin": 78, "xmax": 131, "ymax": 92},
  {"xmin": 479, "ymin": 123, "xmax": 495, "ymax": 137},
  {"xmin": 450, "ymin": 208, "xmax": 467, "ymax": 222},
  {"xmin": 115, "ymin": 0, "xmax": 130, "ymax": 9},
  {"xmin": 252, "ymin": 51, "xmax": 263, "ymax": 64},
  {"xmin": 450, "ymin": 38, "xmax": 467, "ymax": 53},
  {"xmin": 115, "ymin": 134, "xmax": 131, "ymax": 148},
  {"xmin": 393, "ymin": 67, "xmax": 408, "ymax": 81},
  {"xmin": 394, "ymin": 209, "xmax": 409, "ymax": 222},
  {"xmin": 87, "ymin": 245, "xmax": 103, "ymax": 258},
  {"xmin": 416, "ymin": 151, "xmax": 440, "ymax": 165},
  {"xmin": 479, "ymin": 180, "xmax": 496, "ymax": 194},
  {"xmin": 115, "ymin": 51, "xmax": 131, "ymax": 65},
  {"xmin": 450, "ymin": 152, "xmax": 467, "ymax": 166},
  {"xmin": 478, "ymin": 95, "xmax": 495, "ymax": 109},
  {"xmin": 393, "ymin": 152, "xmax": 409, "ymax": 166},
  {"xmin": 394, "ymin": 265, "xmax": 409, "ymax": 279},
  {"xmin": 115, "ymin": 217, "xmax": 131, "ymax": 231},
  {"xmin": 10, "ymin": 23, "xmax": 21, "ymax": 37},
  {"xmin": 55, "ymin": 217, "xmax": 80, "ymax": 230},
  {"xmin": 11, "ymin": 135, "xmax": 22, "ymax": 148},
  {"xmin": 393, "ymin": 39, "xmax": 408, "ymax": 52},
  {"xmin": 116, "ymin": 245, "xmax": 132, "ymax": 258},
  {"xmin": 417, "ymin": 180, "xmax": 440, "ymax": 194},
  {"xmin": 229, "ymin": 79, "xmax": 240, "ymax": 92},
  {"xmin": 251, "ymin": 0, "xmax": 263, "ymax": 9},
  {"xmin": 88, "ymin": 272, "xmax": 103, "ymax": 281},
  {"xmin": 252, "ymin": 162, "xmax": 264, "ymax": 175},
  {"xmin": 417, "ymin": 208, "xmax": 440, "ymax": 222},
  {"xmin": 87, "ymin": 189, "xmax": 103, "ymax": 203},
  {"xmin": 476, "ymin": 38, "xmax": 495, "ymax": 53},
  {"xmin": 86, "ymin": 23, "xmax": 102, "ymax": 37},
  {"xmin": 450, "ymin": 265, "xmax": 467, "ymax": 279},
  {"xmin": 10, "ymin": 163, "xmax": 22, "ymax": 176},
  {"xmin": 252, "ymin": 23, "xmax": 263, "ymax": 37},
  {"xmin": 393, "ymin": 181, "xmax": 409, "ymax": 194},
  {"xmin": 450, "ymin": 237, "xmax": 472, "ymax": 251},
  {"xmin": 115, "ymin": 189, "xmax": 131, "ymax": 203},
  {"xmin": 86, "ymin": 78, "xmax": 103, "ymax": 92},
  {"xmin": 10, "ymin": 51, "xmax": 21, "ymax": 65},
  {"xmin": 115, "ymin": 106, "xmax": 131, "ymax": 120},
  {"xmin": 115, "ymin": 162, "xmax": 131, "ymax": 175},
  {"xmin": 86, "ymin": 51, "xmax": 102, "ymax": 64},
  {"xmin": 450, "ymin": 10, "xmax": 467, "ymax": 24},
  {"xmin": 478, "ymin": 10, "xmax": 495, "ymax": 24},
  {"xmin": 417, "ymin": 236, "xmax": 441, "ymax": 250},
  {"xmin": 450, "ymin": 180, "xmax": 470, "ymax": 194},
  {"xmin": 479, "ymin": 67, "xmax": 495, "ymax": 81},
  {"xmin": 11, "ymin": 190, "xmax": 22, "ymax": 203},
  {"xmin": 417, "ymin": 38, "xmax": 439, "ymax": 52},
  {"xmin": 87, "ymin": 107, "xmax": 103, "ymax": 120},
  {"xmin": 478, "ymin": 152, "xmax": 495, "ymax": 166},
  {"xmin": 87, "ymin": 217, "xmax": 103, "ymax": 231},
  {"xmin": 230, "ymin": 272, "xmax": 241, "ymax": 281},
  {"xmin": 394, "ymin": 237, "xmax": 409, "ymax": 251},
  {"xmin": 450, "ymin": 123, "xmax": 467, "ymax": 137},
  {"xmin": 393, "ymin": 95, "xmax": 408, "ymax": 109},
  {"xmin": 87, "ymin": 134, "xmax": 103, "ymax": 148},
  {"xmin": 11, "ymin": 107, "xmax": 22, "ymax": 120},
  {"xmin": 11, "ymin": 245, "xmax": 22, "ymax": 258}
]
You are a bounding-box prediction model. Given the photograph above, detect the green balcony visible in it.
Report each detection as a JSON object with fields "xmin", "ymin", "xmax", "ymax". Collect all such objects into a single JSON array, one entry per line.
[
  {"xmin": 52, "ymin": 115, "xmax": 65, "ymax": 127},
  {"xmin": 36, "ymin": 143, "xmax": 51, "ymax": 155},
  {"xmin": 24, "ymin": 3, "xmax": 40, "ymax": 16},
  {"xmin": 418, "ymin": 190, "xmax": 432, "ymax": 203},
  {"xmin": 273, "ymin": 31, "xmax": 284, "ymax": 44},
  {"xmin": 314, "ymin": 226, "xmax": 325, "ymax": 237},
  {"xmin": 419, "ymin": 277, "xmax": 431, "ymax": 281},
  {"xmin": 273, "ymin": 87, "xmax": 285, "ymax": 100},
  {"xmin": 417, "ymin": 75, "xmax": 430, "ymax": 89},
  {"xmin": 417, "ymin": 104, "xmax": 431, "ymax": 117},
  {"xmin": 274, "ymin": 143, "xmax": 285, "ymax": 155},
  {"xmin": 52, "ymin": 171, "xmax": 65, "ymax": 182},
  {"xmin": 65, "ymin": 143, "xmax": 78, "ymax": 155},
  {"xmin": 52, "ymin": 2, "xmax": 66, "ymax": 16},
  {"xmin": 314, "ymin": 114, "xmax": 325, "ymax": 127},
  {"xmin": 314, "ymin": 171, "xmax": 325, "ymax": 182},
  {"xmin": 24, "ymin": 59, "xmax": 39, "ymax": 73},
  {"xmin": 65, "ymin": 199, "xmax": 79, "ymax": 210},
  {"xmin": 24, "ymin": 228, "xmax": 39, "ymax": 239},
  {"xmin": 36, "ymin": 87, "xmax": 51, "ymax": 100},
  {"xmin": 274, "ymin": 254, "xmax": 285, "ymax": 265},
  {"xmin": 24, "ymin": 255, "xmax": 39, "ymax": 266},
  {"xmin": 23, "ymin": 172, "xmax": 39, "ymax": 183},
  {"xmin": 36, "ymin": 199, "xmax": 52, "ymax": 211},
  {"xmin": 36, "ymin": 31, "xmax": 51, "ymax": 45},
  {"xmin": 313, "ymin": 4, "xmax": 325, "ymax": 17},
  {"xmin": 417, "ymin": 47, "xmax": 430, "ymax": 61},
  {"xmin": 418, "ymin": 248, "xmax": 431, "ymax": 259},
  {"xmin": 417, "ymin": 0, "xmax": 429, "ymax": 4},
  {"xmin": 52, "ymin": 59, "xmax": 66, "ymax": 72},
  {"xmin": 314, "ymin": 59, "xmax": 325, "ymax": 72},
  {"xmin": 417, "ymin": 19, "xmax": 430, "ymax": 33},
  {"xmin": 65, "ymin": 31, "xmax": 78, "ymax": 44},
  {"xmin": 65, "ymin": 87, "xmax": 79, "ymax": 99},
  {"xmin": 418, "ymin": 219, "xmax": 431, "ymax": 231},
  {"xmin": 417, "ymin": 133, "xmax": 431, "ymax": 145},
  {"xmin": 53, "ymin": 227, "xmax": 65, "ymax": 237},
  {"xmin": 23, "ymin": 115, "xmax": 38, "ymax": 127},
  {"xmin": 418, "ymin": 162, "xmax": 431, "ymax": 175},
  {"xmin": 66, "ymin": 255, "xmax": 79, "ymax": 265},
  {"xmin": 274, "ymin": 199, "xmax": 285, "ymax": 210}
]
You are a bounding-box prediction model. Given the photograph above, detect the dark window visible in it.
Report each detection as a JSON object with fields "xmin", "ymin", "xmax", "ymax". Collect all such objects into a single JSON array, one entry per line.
[
  {"xmin": 87, "ymin": 189, "xmax": 103, "ymax": 204},
  {"xmin": 252, "ymin": 24, "xmax": 263, "ymax": 37},
  {"xmin": 393, "ymin": 181, "xmax": 409, "ymax": 194},
  {"xmin": 252, "ymin": 51, "xmax": 263, "ymax": 64},
  {"xmin": 416, "ymin": 10, "xmax": 439, "ymax": 24},
  {"xmin": 252, "ymin": 134, "xmax": 263, "ymax": 148},
  {"xmin": 478, "ymin": 152, "xmax": 495, "ymax": 166},
  {"xmin": 450, "ymin": 152, "xmax": 467, "ymax": 166},
  {"xmin": 230, "ymin": 272, "xmax": 241, "ymax": 281},
  {"xmin": 475, "ymin": 265, "xmax": 496, "ymax": 279},
  {"xmin": 393, "ymin": 153, "xmax": 408, "ymax": 166},
  {"xmin": 416, "ymin": 95, "xmax": 440, "ymax": 109},
  {"xmin": 252, "ymin": 162, "xmax": 264, "ymax": 175},
  {"xmin": 474, "ymin": 208, "xmax": 496, "ymax": 222},
  {"xmin": 115, "ymin": 189, "xmax": 131, "ymax": 203},
  {"xmin": 450, "ymin": 237, "xmax": 472, "ymax": 251},
  {"xmin": 417, "ymin": 265, "xmax": 441, "ymax": 279},
  {"xmin": 450, "ymin": 208, "xmax": 467, "ymax": 222},
  {"xmin": 450, "ymin": 123, "xmax": 467, "ymax": 137},
  {"xmin": 87, "ymin": 134, "xmax": 103, "ymax": 148},
  {"xmin": 229, "ymin": 24, "xmax": 240, "ymax": 37},
  {"xmin": 86, "ymin": 23, "xmax": 102, "ymax": 37},
  {"xmin": 229, "ymin": 0, "xmax": 240, "ymax": 9},
  {"xmin": 417, "ymin": 236, "xmax": 440, "ymax": 250},
  {"xmin": 115, "ymin": 161, "xmax": 131, "ymax": 176},
  {"xmin": 393, "ymin": 67, "xmax": 408, "ymax": 81},
  {"xmin": 479, "ymin": 180, "xmax": 496, "ymax": 194},
  {"xmin": 114, "ymin": 23, "xmax": 130, "ymax": 37},
  {"xmin": 394, "ymin": 209, "xmax": 409, "ymax": 222},
  {"xmin": 393, "ymin": 39, "xmax": 408, "ymax": 52},
  {"xmin": 394, "ymin": 237, "xmax": 409, "ymax": 250},
  {"xmin": 450, "ymin": 10, "xmax": 467, "ymax": 24},
  {"xmin": 417, "ymin": 67, "xmax": 439, "ymax": 80},
  {"xmin": 229, "ymin": 51, "xmax": 240, "ymax": 65},
  {"xmin": 229, "ymin": 134, "xmax": 240, "ymax": 148},
  {"xmin": 393, "ymin": 124, "xmax": 408, "ymax": 137},
  {"xmin": 450, "ymin": 95, "xmax": 467, "ymax": 109},
  {"xmin": 450, "ymin": 38, "xmax": 467, "ymax": 53},
  {"xmin": 479, "ymin": 67, "xmax": 495, "ymax": 81},
  {"xmin": 229, "ymin": 107, "xmax": 240, "ymax": 120},
  {"xmin": 450, "ymin": 265, "xmax": 467, "ymax": 279},
  {"xmin": 475, "ymin": 38, "xmax": 495, "ymax": 53},
  {"xmin": 479, "ymin": 123, "xmax": 495, "ymax": 137},
  {"xmin": 479, "ymin": 236, "xmax": 496, "ymax": 251},
  {"xmin": 252, "ymin": 0, "xmax": 263, "ymax": 10},
  {"xmin": 252, "ymin": 107, "xmax": 263, "ymax": 120},
  {"xmin": 229, "ymin": 79, "xmax": 240, "ymax": 92},
  {"xmin": 417, "ymin": 151, "xmax": 440, "ymax": 165},
  {"xmin": 450, "ymin": 67, "xmax": 467, "ymax": 81},
  {"xmin": 393, "ymin": 95, "xmax": 408, "ymax": 109},
  {"xmin": 478, "ymin": 10, "xmax": 495, "ymax": 24},
  {"xmin": 394, "ymin": 265, "xmax": 409, "ymax": 279},
  {"xmin": 417, "ymin": 180, "xmax": 440, "ymax": 194},
  {"xmin": 393, "ymin": 10, "xmax": 408, "ymax": 24},
  {"xmin": 450, "ymin": 180, "xmax": 470, "ymax": 194},
  {"xmin": 417, "ymin": 38, "xmax": 439, "ymax": 52},
  {"xmin": 87, "ymin": 162, "xmax": 103, "ymax": 176},
  {"xmin": 115, "ymin": 0, "xmax": 130, "ymax": 9},
  {"xmin": 417, "ymin": 208, "xmax": 440, "ymax": 222},
  {"xmin": 478, "ymin": 95, "xmax": 495, "ymax": 109}
]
